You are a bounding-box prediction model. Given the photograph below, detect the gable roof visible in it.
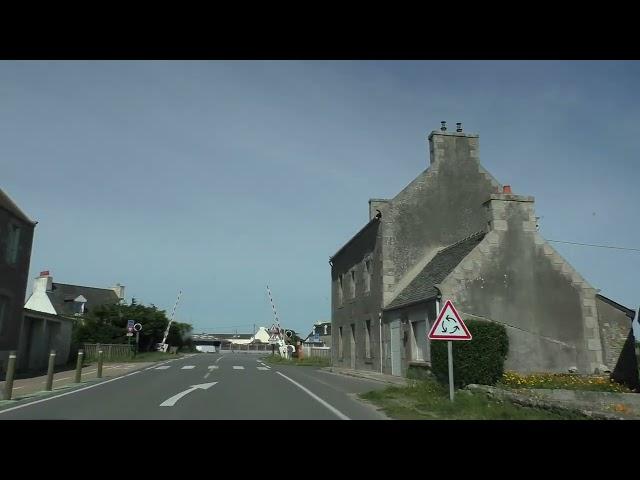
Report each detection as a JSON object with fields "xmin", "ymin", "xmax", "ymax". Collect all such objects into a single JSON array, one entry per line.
[
  {"xmin": 0, "ymin": 188, "xmax": 36, "ymax": 225},
  {"xmin": 596, "ymin": 294, "xmax": 636, "ymax": 321},
  {"xmin": 330, "ymin": 218, "xmax": 380, "ymax": 261},
  {"xmin": 47, "ymin": 283, "xmax": 120, "ymax": 316},
  {"xmin": 385, "ymin": 231, "xmax": 486, "ymax": 311}
]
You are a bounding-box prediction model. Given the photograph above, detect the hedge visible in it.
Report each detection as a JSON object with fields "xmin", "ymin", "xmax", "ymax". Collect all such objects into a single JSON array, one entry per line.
[{"xmin": 431, "ymin": 319, "xmax": 508, "ymax": 388}]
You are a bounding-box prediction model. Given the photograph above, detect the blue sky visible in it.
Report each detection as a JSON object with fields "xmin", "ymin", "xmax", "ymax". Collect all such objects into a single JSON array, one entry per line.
[{"xmin": 2, "ymin": 61, "xmax": 639, "ymax": 337}]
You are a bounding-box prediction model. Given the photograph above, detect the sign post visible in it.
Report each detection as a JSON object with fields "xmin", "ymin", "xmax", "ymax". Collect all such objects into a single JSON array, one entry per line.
[
  {"xmin": 133, "ymin": 323, "xmax": 142, "ymax": 354},
  {"xmin": 427, "ymin": 300, "xmax": 472, "ymax": 402}
]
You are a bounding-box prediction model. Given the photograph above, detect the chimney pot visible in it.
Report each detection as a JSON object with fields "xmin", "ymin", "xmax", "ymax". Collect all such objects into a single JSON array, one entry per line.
[
  {"xmin": 456, "ymin": 122, "xmax": 462, "ymax": 132},
  {"xmin": 40, "ymin": 270, "xmax": 50, "ymax": 276},
  {"xmin": 503, "ymin": 185, "xmax": 512, "ymax": 194},
  {"xmin": 440, "ymin": 121, "xmax": 447, "ymax": 132}
]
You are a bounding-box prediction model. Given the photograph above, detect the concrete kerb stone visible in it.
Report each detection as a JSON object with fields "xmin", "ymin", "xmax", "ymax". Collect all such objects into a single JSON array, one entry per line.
[{"xmin": 322, "ymin": 367, "xmax": 409, "ymax": 387}]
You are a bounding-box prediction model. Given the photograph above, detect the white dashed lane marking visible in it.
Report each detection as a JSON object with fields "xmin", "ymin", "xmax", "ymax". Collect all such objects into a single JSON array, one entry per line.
[
  {"xmin": 257, "ymin": 367, "xmax": 270, "ymax": 371},
  {"xmin": 232, "ymin": 366, "xmax": 245, "ymax": 370},
  {"xmin": 155, "ymin": 366, "xmax": 171, "ymax": 370},
  {"xmin": 181, "ymin": 365, "xmax": 195, "ymax": 370}
]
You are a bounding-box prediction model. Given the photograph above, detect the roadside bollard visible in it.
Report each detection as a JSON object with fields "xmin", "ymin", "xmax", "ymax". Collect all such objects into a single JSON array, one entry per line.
[
  {"xmin": 74, "ymin": 350, "xmax": 84, "ymax": 383},
  {"xmin": 97, "ymin": 350, "xmax": 103, "ymax": 378},
  {"xmin": 45, "ymin": 350, "xmax": 56, "ymax": 391},
  {"xmin": 2, "ymin": 351, "xmax": 17, "ymax": 400}
]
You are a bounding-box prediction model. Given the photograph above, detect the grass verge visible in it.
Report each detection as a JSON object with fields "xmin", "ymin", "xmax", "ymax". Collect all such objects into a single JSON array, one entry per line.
[
  {"xmin": 359, "ymin": 377, "xmax": 588, "ymax": 420},
  {"xmin": 262, "ymin": 355, "xmax": 331, "ymax": 367}
]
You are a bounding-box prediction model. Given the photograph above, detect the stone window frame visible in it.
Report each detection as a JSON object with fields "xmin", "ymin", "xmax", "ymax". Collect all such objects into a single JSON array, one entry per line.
[
  {"xmin": 0, "ymin": 294, "xmax": 10, "ymax": 337},
  {"xmin": 364, "ymin": 318, "xmax": 372, "ymax": 359},
  {"xmin": 349, "ymin": 269, "xmax": 356, "ymax": 299},
  {"xmin": 363, "ymin": 256, "xmax": 372, "ymax": 294},
  {"xmin": 4, "ymin": 221, "xmax": 21, "ymax": 266}
]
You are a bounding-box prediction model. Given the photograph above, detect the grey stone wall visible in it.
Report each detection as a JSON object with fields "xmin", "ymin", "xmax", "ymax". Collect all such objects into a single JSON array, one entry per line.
[
  {"xmin": 382, "ymin": 132, "xmax": 500, "ymax": 307},
  {"xmin": 440, "ymin": 193, "xmax": 604, "ymax": 374},
  {"xmin": 0, "ymin": 206, "xmax": 35, "ymax": 374},
  {"xmin": 596, "ymin": 295, "xmax": 633, "ymax": 371},
  {"xmin": 331, "ymin": 220, "xmax": 384, "ymax": 372}
]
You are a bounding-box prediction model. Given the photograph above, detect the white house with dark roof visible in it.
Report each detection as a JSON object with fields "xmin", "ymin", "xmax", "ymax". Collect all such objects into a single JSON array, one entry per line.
[{"xmin": 19, "ymin": 271, "xmax": 125, "ymax": 371}]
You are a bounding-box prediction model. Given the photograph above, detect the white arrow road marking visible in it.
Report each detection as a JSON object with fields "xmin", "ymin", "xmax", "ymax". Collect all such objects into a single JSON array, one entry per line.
[
  {"xmin": 232, "ymin": 366, "xmax": 244, "ymax": 370},
  {"xmin": 181, "ymin": 365, "xmax": 195, "ymax": 370},
  {"xmin": 159, "ymin": 382, "xmax": 218, "ymax": 407},
  {"xmin": 215, "ymin": 356, "xmax": 224, "ymax": 363},
  {"xmin": 275, "ymin": 372, "xmax": 350, "ymax": 420}
]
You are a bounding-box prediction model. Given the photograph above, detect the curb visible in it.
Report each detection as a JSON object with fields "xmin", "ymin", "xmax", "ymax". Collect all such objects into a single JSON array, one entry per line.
[{"xmin": 321, "ymin": 367, "xmax": 409, "ymax": 386}]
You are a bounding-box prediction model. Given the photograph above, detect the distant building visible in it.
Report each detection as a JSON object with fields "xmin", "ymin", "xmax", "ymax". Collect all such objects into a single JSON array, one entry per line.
[
  {"xmin": 303, "ymin": 321, "xmax": 332, "ymax": 347},
  {"xmin": 192, "ymin": 326, "xmax": 271, "ymax": 351},
  {"xmin": 0, "ymin": 188, "xmax": 36, "ymax": 375},
  {"xmin": 330, "ymin": 125, "xmax": 637, "ymax": 383},
  {"xmin": 21, "ymin": 271, "xmax": 125, "ymax": 371}
]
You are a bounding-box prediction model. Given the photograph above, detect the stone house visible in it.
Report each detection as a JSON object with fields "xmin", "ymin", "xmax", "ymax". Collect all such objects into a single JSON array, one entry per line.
[
  {"xmin": 0, "ymin": 188, "xmax": 36, "ymax": 376},
  {"xmin": 329, "ymin": 124, "xmax": 637, "ymax": 383}
]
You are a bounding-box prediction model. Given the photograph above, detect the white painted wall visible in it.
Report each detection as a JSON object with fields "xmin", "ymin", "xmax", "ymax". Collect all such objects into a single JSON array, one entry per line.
[{"xmin": 24, "ymin": 276, "xmax": 57, "ymax": 315}]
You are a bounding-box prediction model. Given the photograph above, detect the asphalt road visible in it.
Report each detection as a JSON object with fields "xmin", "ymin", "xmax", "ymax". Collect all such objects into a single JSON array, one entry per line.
[{"xmin": 0, "ymin": 353, "xmax": 390, "ymax": 420}]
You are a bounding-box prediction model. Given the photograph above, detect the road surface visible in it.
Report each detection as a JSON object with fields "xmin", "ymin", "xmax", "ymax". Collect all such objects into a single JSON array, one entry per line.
[{"xmin": 0, "ymin": 353, "xmax": 389, "ymax": 420}]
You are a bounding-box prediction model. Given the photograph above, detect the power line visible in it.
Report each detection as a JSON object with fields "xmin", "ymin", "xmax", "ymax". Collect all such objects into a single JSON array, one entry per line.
[{"xmin": 547, "ymin": 239, "xmax": 640, "ymax": 252}]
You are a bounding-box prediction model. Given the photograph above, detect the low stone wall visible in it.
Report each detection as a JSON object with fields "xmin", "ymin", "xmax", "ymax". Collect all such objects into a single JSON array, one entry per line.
[{"xmin": 465, "ymin": 384, "xmax": 640, "ymax": 420}]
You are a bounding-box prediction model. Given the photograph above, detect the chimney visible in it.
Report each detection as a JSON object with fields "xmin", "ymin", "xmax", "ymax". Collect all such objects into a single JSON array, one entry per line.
[
  {"xmin": 34, "ymin": 270, "xmax": 53, "ymax": 293},
  {"xmin": 483, "ymin": 188, "xmax": 537, "ymax": 233},
  {"xmin": 112, "ymin": 283, "xmax": 125, "ymax": 301},
  {"xmin": 428, "ymin": 122, "xmax": 480, "ymax": 166},
  {"xmin": 369, "ymin": 198, "xmax": 389, "ymax": 220}
]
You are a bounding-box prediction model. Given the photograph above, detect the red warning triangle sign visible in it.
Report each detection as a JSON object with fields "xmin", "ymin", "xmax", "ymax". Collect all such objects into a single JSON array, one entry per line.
[{"xmin": 428, "ymin": 300, "xmax": 472, "ymax": 341}]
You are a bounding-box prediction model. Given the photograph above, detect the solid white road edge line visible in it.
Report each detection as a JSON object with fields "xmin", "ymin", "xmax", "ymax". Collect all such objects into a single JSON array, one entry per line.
[
  {"xmin": 0, "ymin": 371, "xmax": 141, "ymax": 415},
  {"xmin": 275, "ymin": 371, "xmax": 350, "ymax": 420}
]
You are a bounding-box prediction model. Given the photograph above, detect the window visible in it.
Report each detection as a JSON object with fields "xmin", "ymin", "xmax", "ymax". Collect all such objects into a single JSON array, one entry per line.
[
  {"xmin": 350, "ymin": 270, "xmax": 356, "ymax": 298},
  {"xmin": 338, "ymin": 326, "xmax": 343, "ymax": 359},
  {"xmin": 0, "ymin": 295, "xmax": 10, "ymax": 337},
  {"xmin": 411, "ymin": 320, "xmax": 428, "ymax": 362},
  {"xmin": 5, "ymin": 223, "xmax": 21, "ymax": 265},
  {"xmin": 365, "ymin": 319, "xmax": 371, "ymax": 359},
  {"xmin": 337, "ymin": 274, "xmax": 344, "ymax": 306},
  {"xmin": 363, "ymin": 259, "xmax": 372, "ymax": 293}
]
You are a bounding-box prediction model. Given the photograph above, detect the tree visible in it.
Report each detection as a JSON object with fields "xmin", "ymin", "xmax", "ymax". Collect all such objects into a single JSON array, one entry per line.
[{"xmin": 71, "ymin": 300, "xmax": 193, "ymax": 352}]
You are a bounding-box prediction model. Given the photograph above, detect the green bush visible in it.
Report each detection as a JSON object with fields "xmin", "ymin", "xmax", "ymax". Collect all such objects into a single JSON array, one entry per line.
[{"xmin": 431, "ymin": 319, "xmax": 508, "ymax": 388}]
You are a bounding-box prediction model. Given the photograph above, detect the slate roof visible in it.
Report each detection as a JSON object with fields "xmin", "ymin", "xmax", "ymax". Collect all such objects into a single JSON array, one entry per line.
[
  {"xmin": 385, "ymin": 231, "xmax": 486, "ymax": 311},
  {"xmin": 48, "ymin": 283, "xmax": 120, "ymax": 316},
  {"xmin": 0, "ymin": 188, "xmax": 36, "ymax": 225}
]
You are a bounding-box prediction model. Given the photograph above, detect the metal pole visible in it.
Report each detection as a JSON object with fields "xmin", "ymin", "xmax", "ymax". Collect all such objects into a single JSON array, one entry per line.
[
  {"xmin": 3, "ymin": 351, "xmax": 17, "ymax": 400},
  {"xmin": 74, "ymin": 350, "xmax": 84, "ymax": 383},
  {"xmin": 45, "ymin": 350, "xmax": 56, "ymax": 391},
  {"xmin": 97, "ymin": 350, "xmax": 103, "ymax": 378},
  {"xmin": 379, "ymin": 312, "xmax": 383, "ymax": 374},
  {"xmin": 136, "ymin": 331, "xmax": 140, "ymax": 354},
  {"xmin": 448, "ymin": 341, "xmax": 454, "ymax": 402}
]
